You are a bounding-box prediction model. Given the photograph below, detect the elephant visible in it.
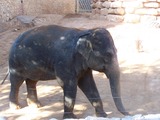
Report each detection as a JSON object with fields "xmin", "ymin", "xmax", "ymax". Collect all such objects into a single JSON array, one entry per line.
[{"xmin": 8, "ymin": 25, "xmax": 129, "ymax": 119}]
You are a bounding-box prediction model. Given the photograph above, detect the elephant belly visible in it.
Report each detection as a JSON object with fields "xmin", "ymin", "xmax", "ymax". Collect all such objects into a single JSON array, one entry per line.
[
  {"xmin": 10, "ymin": 66, "xmax": 56, "ymax": 81},
  {"xmin": 26, "ymin": 70, "xmax": 56, "ymax": 80}
]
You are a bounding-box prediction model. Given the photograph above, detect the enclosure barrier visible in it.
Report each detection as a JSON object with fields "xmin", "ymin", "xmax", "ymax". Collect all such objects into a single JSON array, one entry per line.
[{"xmin": 92, "ymin": 0, "xmax": 160, "ymax": 23}]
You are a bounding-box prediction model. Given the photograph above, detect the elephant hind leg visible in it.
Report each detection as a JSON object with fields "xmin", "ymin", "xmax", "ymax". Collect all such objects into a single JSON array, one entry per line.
[
  {"xmin": 78, "ymin": 70, "xmax": 107, "ymax": 117},
  {"xmin": 9, "ymin": 74, "xmax": 24, "ymax": 110},
  {"xmin": 26, "ymin": 79, "xmax": 41, "ymax": 108}
]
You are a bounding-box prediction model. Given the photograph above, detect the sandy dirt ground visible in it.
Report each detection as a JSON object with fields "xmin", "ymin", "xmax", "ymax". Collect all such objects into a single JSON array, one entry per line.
[{"xmin": 0, "ymin": 14, "xmax": 160, "ymax": 120}]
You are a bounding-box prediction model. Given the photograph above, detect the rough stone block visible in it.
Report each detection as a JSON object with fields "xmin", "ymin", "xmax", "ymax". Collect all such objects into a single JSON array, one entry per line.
[
  {"xmin": 108, "ymin": 8, "xmax": 125, "ymax": 15},
  {"xmin": 135, "ymin": 8, "xmax": 160, "ymax": 15},
  {"xmin": 92, "ymin": 8, "xmax": 101, "ymax": 14},
  {"xmin": 140, "ymin": 15, "xmax": 157, "ymax": 22},
  {"xmin": 91, "ymin": 3, "xmax": 97, "ymax": 9},
  {"xmin": 139, "ymin": 0, "xmax": 157, "ymax": 2},
  {"xmin": 143, "ymin": 2, "xmax": 160, "ymax": 8},
  {"xmin": 122, "ymin": 1, "xmax": 143, "ymax": 8},
  {"xmin": 107, "ymin": 0, "xmax": 112, "ymax": 1},
  {"xmin": 106, "ymin": 14, "xmax": 124, "ymax": 22},
  {"xmin": 94, "ymin": 1, "xmax": 103, "ymax": 8},
  {"xmin": 102, "ymin": 1, "xmax": 111, "ymax": 8},
  {"xmin": 156, "ymin": 16, "xmax": 160, "ymax": 20},
  {"xmin": 108, "ymin": 8, "xmax": 114, "ymax": 14},
  {"xmin": 116, "ymin": 8, "xmax": 125, "ymax": 15},
  {"xmin": 125, "ymin": 7, "xmax": 135, "ymax": 14},
  {"xmin": 124, "ymin": 14, "xmax": 140, "ymax": 23},
  {"xmin": 100, "ymin": 8, "xmax": 108, "ymax": 15},
  {"xmin": 110, "ymin": 1, "xmax": 122, "ymax": 8},
  {"xmin": 100, "ymin": 0, "xmax": 107, "ymax": 2},
  {"xmin": 93, "ymin": 0, "xmax": 99, "ymax": 2},
  {"xmin": 157, "ymin": 8, "xmax": 160, "ymax": 12}
]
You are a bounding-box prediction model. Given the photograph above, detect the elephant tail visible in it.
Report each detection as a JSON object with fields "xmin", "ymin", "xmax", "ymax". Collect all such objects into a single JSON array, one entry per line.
[{"xmin": 1, "ymin": 68, "xmax": 9, "ymax": 85}]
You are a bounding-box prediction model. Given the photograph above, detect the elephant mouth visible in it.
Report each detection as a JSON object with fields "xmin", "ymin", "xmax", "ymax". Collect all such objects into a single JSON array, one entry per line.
[{"xmin": 92, "ymin": 65, "xmax": 106, "ymax": 73}]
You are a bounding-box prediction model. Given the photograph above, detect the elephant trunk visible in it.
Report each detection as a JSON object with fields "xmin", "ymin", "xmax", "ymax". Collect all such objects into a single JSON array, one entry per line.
[{"xmin": 105, "ymin": 59, "xmax": 129, "ymax": 115}]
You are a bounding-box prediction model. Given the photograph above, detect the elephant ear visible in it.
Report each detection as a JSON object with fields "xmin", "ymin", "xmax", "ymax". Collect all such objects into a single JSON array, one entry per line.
[{"xmin": 76, "ymin": 31, "xmax": 93, "ymax": 60}]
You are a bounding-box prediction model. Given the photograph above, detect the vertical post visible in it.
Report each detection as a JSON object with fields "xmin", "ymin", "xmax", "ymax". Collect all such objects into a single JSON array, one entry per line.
[
  {"xmin": 76, "ymin": 0, "xmax": 79, "ymax": 13},
  {"xmin": 20, "ymin": 0, "xmax": 24, "ymax": 15}
]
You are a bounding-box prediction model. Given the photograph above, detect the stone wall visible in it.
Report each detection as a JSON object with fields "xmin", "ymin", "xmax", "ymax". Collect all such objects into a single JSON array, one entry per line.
[
  {"xmin": 0, "ymin": 0, "xmax": 21, "ymax": 22},
  {"xmin": 0, "ymin": 0, "xmax": 75, "ymax": 22},
  {"xmin": 92, "ymin": 0, "xmax": 160, "ymax": 23}
]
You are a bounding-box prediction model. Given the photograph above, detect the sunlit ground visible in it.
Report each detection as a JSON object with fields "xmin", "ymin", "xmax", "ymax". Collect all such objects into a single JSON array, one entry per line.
[{"xmin": 108, "ymin": 23, "xmax": 160, "ymax": 116}]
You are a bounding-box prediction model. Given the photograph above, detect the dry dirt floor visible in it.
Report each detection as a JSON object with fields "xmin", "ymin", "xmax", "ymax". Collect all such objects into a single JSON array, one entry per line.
[{"xmin": 0, "ymin": 14, "xmax": 160, "ymax": 120}]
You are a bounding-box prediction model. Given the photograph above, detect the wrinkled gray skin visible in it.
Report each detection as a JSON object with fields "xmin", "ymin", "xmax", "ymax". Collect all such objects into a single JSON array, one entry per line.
[{"xmin": 8, "ymin": 25, "xmax": 129, "ymax": 119}]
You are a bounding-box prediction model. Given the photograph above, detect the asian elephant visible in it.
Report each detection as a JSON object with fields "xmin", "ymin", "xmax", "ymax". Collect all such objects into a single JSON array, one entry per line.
[{"xmin": 8, "ymin": 25, "xmax": 129, "ymax": 118}]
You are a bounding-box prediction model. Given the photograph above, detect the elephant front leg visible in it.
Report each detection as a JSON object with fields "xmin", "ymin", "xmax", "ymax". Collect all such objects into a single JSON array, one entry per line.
[
  {"xmin": 57, "ymin": 77, "xmax": 77, "ymax": 119},
  {"xmin": 26, "ymin": 80, "xmax": 41, "ymax": 108},
  {"xmin": 63, "ymin": 90, "xmax": 77, "ymax": 119},
  {"xmin": 78, "ymin": 70, "xmax": 107, "ymax": 117}
]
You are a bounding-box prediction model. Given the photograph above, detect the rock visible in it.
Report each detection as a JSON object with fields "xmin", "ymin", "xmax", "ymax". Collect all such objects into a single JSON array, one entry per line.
[
  {"xmin": 91, "ymin": 3, "xmax": 97, "ymax": 9},
  {"xmin": 135, "ymin": 8, "xmax": 160, "ymax": 15},
  {"xmin": 50, "ymin": 114, "xmax": 160, "ymax": 120},
  {"xmin": 16, "ymin": 15, "xmax": 36, "ymax": 24},
  {"xmin": 140, "ymin": 15, "xmax": 157, "ymax": 23},
  {"xmin": 110, "ymin": 1, "xmax": 122, "ymax": 8},
  {"xmin": 133, "ymin": 114, "xmax": 143, "ymax": 119},
  {"xmin": 94, "ymin": 1, "xmax": 103, "ymax": 9},
  {"xmin": 102, "ymin": 1, "xmax": 111, "ymax": 8},
  {"xmin": 122, "ymin": 1, "xmax": 143, "ymax": 8},
  {"xmin": 0, "ymin": 117, "xmax": 5, "ymax": 120},
  {"xmin": 109, "ymin": 8, "xmax": 125, "ymax": 15},
  {"xmin": 125, "ymin": 7, "xmax": 135, "ymax": 14},
  {"xmin": 49, "ymin": 118, "xmax": 58, "ymax": 120},
  {"xmin": 107, "ymin": 14, "xmax": 124, "ymax": 22},
  {"xmin": 16, "ymin": 15, "xmax": 36, "ymax": 27},
  {"xmin": 85, "ymin": 116, "xmax": 108, "ymax": 120},
  {"xmin": 92, "ymin": 8, "xmax": 101, "ymax": 14},
  {"xmin": 109, "ymin": 118, "xmax": 120, "ymax": 120},
  {"xmin": 100, "ymin": 8, "xmax": 108, "ymax": 15},
  {"xmin": 140, "ymin": 0, "xmax": 157, "ymax": 2},
  {"xmin": 143, "ymin": 2, "xmax": 160, "ymax": 8},
  {"xmin": 144, "ymin": 114, "xmax": 160, "ymax": 120}
]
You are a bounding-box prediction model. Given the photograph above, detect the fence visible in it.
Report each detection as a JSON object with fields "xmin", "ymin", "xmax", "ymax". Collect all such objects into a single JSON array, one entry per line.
[{"xmin": 76, "ymin": 0, "xmax": 92, "ymax": 13}]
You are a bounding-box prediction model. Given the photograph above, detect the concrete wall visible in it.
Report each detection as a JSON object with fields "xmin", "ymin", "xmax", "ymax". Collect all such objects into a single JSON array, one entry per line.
[
  {"xmin": 92, "ymin": 0, "xmax": 160, "ymax": 23},
  {"xmin": 0, "ymin": 0, "xmax": 76, "ymax": 22}
]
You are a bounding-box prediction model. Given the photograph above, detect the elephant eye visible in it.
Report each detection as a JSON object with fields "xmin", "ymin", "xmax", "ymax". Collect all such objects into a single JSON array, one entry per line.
[
  {"xmin": 104, "ymin": 53, "xmax": 112, "ymax": 63},
  {"xmin": 106, "ymin": 52, "xmax": 112, "ymax": 58}
]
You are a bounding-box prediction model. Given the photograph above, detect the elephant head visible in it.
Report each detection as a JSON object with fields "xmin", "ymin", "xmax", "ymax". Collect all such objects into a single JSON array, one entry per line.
[{"xmin": 76, "ymin": 28, "xmax": 129, "ymax": 115}]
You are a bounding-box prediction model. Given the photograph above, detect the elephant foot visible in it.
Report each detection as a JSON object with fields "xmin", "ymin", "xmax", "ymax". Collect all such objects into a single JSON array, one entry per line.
[
  {"xmin": 9, "ymin": 102, "xmax": 21, "ymax": 110},
  {"xmin": 63, "ymin": 112, "xmax": 77, "ymax": 119},
  {"xmin": 96, "ymin": 111, "xmax": 107, "ymax": 117},
  {"xmin": 27, "ymin": 98, "xmax": 42, "ymax": 108},
  {"xmin": 121, "ymin": 111, "xmax": 130, "ymax": 116}
]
